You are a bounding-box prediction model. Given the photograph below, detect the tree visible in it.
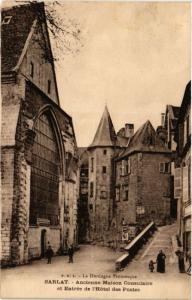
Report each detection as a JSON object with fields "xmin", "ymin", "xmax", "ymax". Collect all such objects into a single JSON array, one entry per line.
[{"xmin": 15, "ymin": 0, "xmax": 83, "ymax": 62}]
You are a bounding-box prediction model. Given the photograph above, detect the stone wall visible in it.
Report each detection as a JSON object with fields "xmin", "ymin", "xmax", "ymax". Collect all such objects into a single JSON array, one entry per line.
[
  {"xmin": 138, "ymin": 153, "xmax": 171, "ymax": 225},
  {"xmin": 115, "ymin": 152, "xmax": 171, "ymax": 246},
  {"xmin": 1, "ymin": 148, "xmax": 15, "ymax": 265},
  {"xmin": 28, "ymin": 226, "xmax": 61, "ymax": 258},
  {"xmin": 88, "ymin": 147, "xmax": 115, "ymax": 244}
]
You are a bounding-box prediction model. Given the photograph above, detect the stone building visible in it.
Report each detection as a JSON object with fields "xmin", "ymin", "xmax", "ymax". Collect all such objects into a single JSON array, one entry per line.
[
  {"xmin": 157, "ymin": 105, "xmax": 180, "ymax": 219},
  {"xmin": 82, "ymin": 106, "xmax": 173, "ymax": 247},
  {"xmin": 78, "ymin": 148, "xmax": 89, "ymax": 243},
  {"xmin": 86, "ymin": 107, "xmax": 130, "ymax": 244},
  {"xmin": 115, "ymin": 121, "xmax": 172, "ymax": 246},
  {"xmin": 1, "ymin": 3, "xmax": 79, "ymax": 266},
  {"xmin": 174, "ymin": 81, "xmax": 191, "ymax": 257},
  {"xmin": 87, "ymin": 106, "xmax": 118, "ymax": 244}
]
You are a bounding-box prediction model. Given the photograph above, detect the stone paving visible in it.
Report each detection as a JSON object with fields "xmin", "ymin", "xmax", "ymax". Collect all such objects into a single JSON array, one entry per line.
[{"xmin": 1, "ymin": 244, "xmax": 190, "ymax": 299}]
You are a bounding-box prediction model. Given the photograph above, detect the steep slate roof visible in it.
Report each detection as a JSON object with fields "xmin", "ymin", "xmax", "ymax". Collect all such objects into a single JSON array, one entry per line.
[
  {"xmin": 1, "ymin": 3, "xmax": 45, "ymax": 73},
  {"xmin": 89, "ymin": 106, "xmax": 117, "ymax": 148},
  {"xmin": 117, "ymin": 120, "xmax": 170, "ymax": 159}
]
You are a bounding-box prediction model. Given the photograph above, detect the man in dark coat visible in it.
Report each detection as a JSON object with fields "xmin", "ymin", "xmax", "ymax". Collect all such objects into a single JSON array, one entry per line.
[
  {"xmin": 156, "ymin": 250, "xmax": 166, "ymax": 273},
  {"xmin": 68, "ymin": 245, "xmax": 74, "ymax": 263},
  {"xmin": 175, "ymin": 250, "xmax": 185, "ymax": 273},
  {"xmin": 46, "ymin": 245, "xmax": 54, "ymax": 264}
]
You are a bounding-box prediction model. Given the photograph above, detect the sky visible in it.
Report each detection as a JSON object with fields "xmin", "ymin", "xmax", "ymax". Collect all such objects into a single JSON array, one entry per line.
[
  {"xmin": 2, "ymin": 1, "xmax": 191, "ymax": 147},
  {"xmin": 53, "ymin": 2, "xmax": 191, "ymax": 147}
]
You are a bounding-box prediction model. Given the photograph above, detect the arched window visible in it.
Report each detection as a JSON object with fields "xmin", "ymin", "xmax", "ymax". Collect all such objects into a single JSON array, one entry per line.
[{"xmin": 29, "ymin": 112, "xmax": 61, "ymax": 226}]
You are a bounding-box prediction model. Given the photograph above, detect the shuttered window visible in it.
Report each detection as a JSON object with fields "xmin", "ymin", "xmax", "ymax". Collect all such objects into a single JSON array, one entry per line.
[
  {"xmin": 174, "ymin": 168, "xmax": 181, "ymax": 199},
  {"xmin": 183, "ymin": 166, "xmax": 188, "ymax": 203}
]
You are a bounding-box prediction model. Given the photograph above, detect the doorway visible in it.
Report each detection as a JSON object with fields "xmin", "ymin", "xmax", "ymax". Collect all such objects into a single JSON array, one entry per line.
[{"xmin": 41, "ymin": 229, "xmax": 47, "ymax": 258}]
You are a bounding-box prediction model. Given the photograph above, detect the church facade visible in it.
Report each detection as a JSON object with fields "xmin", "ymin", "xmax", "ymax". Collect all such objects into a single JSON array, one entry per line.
[{"xmin": 1, "ymin": 3, "xmax": 79, "ymax": 266}]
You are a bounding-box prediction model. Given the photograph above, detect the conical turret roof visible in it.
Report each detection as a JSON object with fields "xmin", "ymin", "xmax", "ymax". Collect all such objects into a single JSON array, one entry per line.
[
  {"xmin": 117, "ymin": 120, "xmax": 171, "ymax": 159},
  {"xmin": 89, "ymin": 106, "xmax": 117, "ymax": 148}
]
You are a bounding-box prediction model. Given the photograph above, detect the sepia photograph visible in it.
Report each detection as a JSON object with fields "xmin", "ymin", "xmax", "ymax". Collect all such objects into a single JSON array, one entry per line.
[{"xmin": 1, "ymin": 0, "xmax": 191, "ymax": 299}]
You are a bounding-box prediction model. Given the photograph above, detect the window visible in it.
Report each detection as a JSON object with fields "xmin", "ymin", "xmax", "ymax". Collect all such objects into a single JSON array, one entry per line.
[
  {"xmin": 30, "ymin": 62, "xmax": 34, "ymax": 78},
  {"xmin": 2, "ymin": 16, "xmax": 12, "ymax": 25},
  {"xmin": 121, "ymin": 160, "xmax": 125, "ymax": 176},
  {"xmin": 121, "ymin": 159, "xmax": 130, "ymax": 176},
  {"xmin": 125, "ymin": 159, "xmax": 131, "ymax": 174},
  {"xmin": 90, "ymin": 182, "xmax": 94, "ymax": 197},
  {"xmin": 91, "ymin": 157, "xmax": 94, "ymax": 172},
  {"xmin": 100, "ymin": 185, "xmax": 107, "ymax": 199},
  {"xmin": 102, "ymin": 166, "xmax": 107, "ymax": 174},
  {"xmin": 136, "ymin": 206, "xmax": 145, "ymax": 215},
  {"xmin": 48, "ymin": 80, "xmax": 51, "ymax": 94},
  {"xmin": 123, "ymin": 185, "xmax": 129, "ymax": 201},
  {"xmin": 159, "ymin": 162, "xmax": 170, "ymax": 174},
  {"xmin": 103, "ymin": 149, "xmax": 107, "ymax": 155},
  {"xmin": 30, "ymin": 113, "xmax": 60, "ymax": 226}
]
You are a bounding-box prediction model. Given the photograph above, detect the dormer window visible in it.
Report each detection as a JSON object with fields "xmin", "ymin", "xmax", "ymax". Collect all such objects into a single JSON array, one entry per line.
[
  {"xmin": 30, "ymin": 62, "xmax": 34, "ymax": 78},
  {"xmin": 2, "ymin": 16, "xmax": 12, "ymax": 25},
  {"xmin": 48, "ymin": 80, "xmax": 51, "ymax": 94}
]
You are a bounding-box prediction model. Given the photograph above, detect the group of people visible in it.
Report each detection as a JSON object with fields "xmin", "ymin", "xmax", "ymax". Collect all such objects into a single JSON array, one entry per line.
[
  {"xmin": 45, "ymin": 243, "xmax": 74, "ymax": 264},
  {"xmin": 149, "ymin": 250, "xmax": 166, "ymax": 273},
  {"xmin": 149, "ymin": 249, "xmax": 191, "ymax": 275}
]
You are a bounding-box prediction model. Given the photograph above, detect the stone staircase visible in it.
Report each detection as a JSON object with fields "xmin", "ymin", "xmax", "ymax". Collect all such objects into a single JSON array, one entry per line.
[{"xmin": 134, "ymin": 222, "xmax": 177, "ymax": 263}]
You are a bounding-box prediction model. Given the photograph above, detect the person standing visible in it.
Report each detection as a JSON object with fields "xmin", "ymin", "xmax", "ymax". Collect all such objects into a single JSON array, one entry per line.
[
  {"xmin": 175, "ymin": 250, "xmax": 185, "ymax": 273},
  {"xmin": 149, "ymin": 260, "xmax": 155, "ymax": 272},
  {"xmin": 46, "ymin": 244, "xmax": 54, "ymax": 264},
  {"xmin": 156, "ymin": 250, "xmax": 166, "ymax": 273},
  {"xmin": 68, "ymin": 245, "xmax": 74, "ymax": 263},
  {"xmin": 186, "ymin": 250, "xmax": 191, "ymax": 275}
]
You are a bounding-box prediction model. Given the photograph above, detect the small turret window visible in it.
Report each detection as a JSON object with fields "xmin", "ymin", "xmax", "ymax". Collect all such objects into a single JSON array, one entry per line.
[
  {"xmin": 90, "ymin": 182, "xmax": 94, "ymax": 197},
  {"xmin": 30, "ymin": 62, "xmax": 34, "ymax": 78},
  {"xmin": 48, "ymin": 80, "xmax": 51, "ymax": 94},
  {"xmin": 91, "ymin": 157, "xmax": 94, "ymax": 172},
  {"xmin": 103, "ymin": 149, "xmax": 107, "ymax": 155},
  {"xmin": 102, "ymin": 166, "xmax": 107, "ymax": 174},
  {"xmin": 2, "ymin": 16, "xmax": 12, "ymax": 25}
]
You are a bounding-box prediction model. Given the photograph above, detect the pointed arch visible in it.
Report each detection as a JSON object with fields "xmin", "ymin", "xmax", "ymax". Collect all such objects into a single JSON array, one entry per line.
[
  {"xmin": 33, "ymin": 104, "xmax": 65, "ymax": 175},
  {"xmin": 29, "ymin": 105, "xmax": 64, "ymax": 226}
]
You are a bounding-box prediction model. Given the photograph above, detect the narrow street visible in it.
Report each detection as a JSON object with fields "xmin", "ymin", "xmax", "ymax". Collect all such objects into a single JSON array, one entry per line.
[{"xmin": 1, "ymin": 244, "xmax": 190, "ymax": 299}]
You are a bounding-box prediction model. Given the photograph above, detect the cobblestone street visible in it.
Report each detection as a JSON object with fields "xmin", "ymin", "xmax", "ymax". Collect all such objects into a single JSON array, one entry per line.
[{"xmin": 1, "ymin": 245, "xmax": 190, "ymax": 299}]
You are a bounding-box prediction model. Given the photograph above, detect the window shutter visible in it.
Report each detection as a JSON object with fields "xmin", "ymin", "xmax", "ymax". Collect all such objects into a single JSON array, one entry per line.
[
  {"xmin": 174, "ymin": 167, "xmax": 181, "ymax": 198},
  {"xmin": 121, "ymin": 160, "xmax": 125, "ymax": 176},
  {"xmin": 183, "ymin": 166, "xmax": 188, "ymax": 203},
  {"xmin": 127, "ymin": 159, "xmax": 131, "ymax": 174}
]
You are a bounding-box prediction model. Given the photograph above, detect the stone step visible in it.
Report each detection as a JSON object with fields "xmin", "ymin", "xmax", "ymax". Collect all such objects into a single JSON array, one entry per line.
[{"xmin": 137, "ymin": 223, "xmax": 177, "ymax": 262}]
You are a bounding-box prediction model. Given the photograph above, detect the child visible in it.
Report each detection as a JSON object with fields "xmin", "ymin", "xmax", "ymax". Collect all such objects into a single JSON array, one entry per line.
[{"xmin": 149, "ymin": 260, "xmax": 155, "ymax": 272}]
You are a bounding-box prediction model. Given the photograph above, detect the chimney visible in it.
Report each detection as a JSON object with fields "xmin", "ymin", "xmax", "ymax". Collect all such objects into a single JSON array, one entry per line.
[
  {"xmin": 125, "ymin": 123, "xmax": 134, "ymax": 138},
  {"xmin": 161, "ymin": 113, "xmax": 165, "ymax": 127}
]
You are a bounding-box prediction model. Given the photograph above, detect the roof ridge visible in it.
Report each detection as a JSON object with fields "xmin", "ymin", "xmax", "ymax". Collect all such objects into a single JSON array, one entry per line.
[{"xmin": 117, "ymin": 120, "xmax": 170, "ymax": 159}]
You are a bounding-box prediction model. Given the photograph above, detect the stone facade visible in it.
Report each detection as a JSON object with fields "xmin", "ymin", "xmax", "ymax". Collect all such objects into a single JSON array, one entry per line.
[
  {"xmin": 115, "ymin": 152, "xmax": 171, "ymax": 246},
  {"xmin": 1, "ymin": 3, "xmax": 79, "ymax": 266},
  {"xmin": 174, "ymin": 81, "xmax": 191, "ymax": 257},
  {"xmin": 81, "ymin": 107, "xmax": 172, "ymax": 248},
  {"xmin": 88, "ymin": 147, "xmax": 115, "ymax": 244}
]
